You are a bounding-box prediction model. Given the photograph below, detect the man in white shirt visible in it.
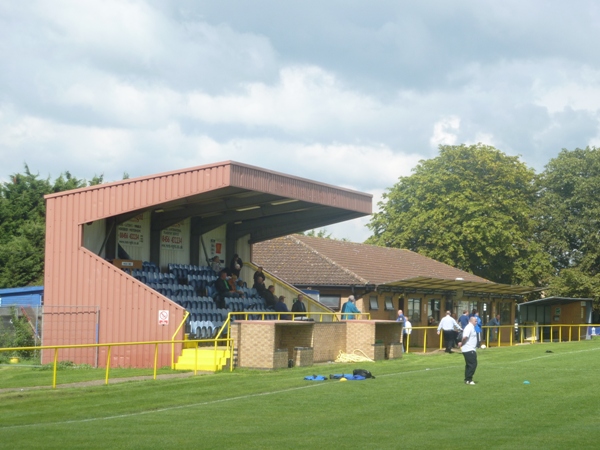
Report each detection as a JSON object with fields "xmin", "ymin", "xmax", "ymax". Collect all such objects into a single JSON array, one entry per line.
[
  {"xmin": 437, "ymin": 311, "xmax": 461, "ymax": 353},
  {"xmin": 402, "ymin": 319, "xmax": 412, "ymax": 352},
  {"xmin": 458, "ymin": 316, "xmax": 478, "ymax": 385}
]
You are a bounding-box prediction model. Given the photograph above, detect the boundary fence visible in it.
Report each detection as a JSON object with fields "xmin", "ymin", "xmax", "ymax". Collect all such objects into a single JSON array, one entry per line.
[{"xmin": 404, "ymin": 323, "xmax": 600, "ymax": 353}]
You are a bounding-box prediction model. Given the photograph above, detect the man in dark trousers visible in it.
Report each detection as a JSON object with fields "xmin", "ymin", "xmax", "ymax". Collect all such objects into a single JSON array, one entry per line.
[
  {"xmin": 437, "ymin": 311, "xmax": 461, "ymax": 353},
  {"xmin": 291, "ymin": 293, "xmax": 307, "ymax": 318},
  {"xmin": 458, "ymin": 316, "xmax": 479, "ymax": 385},
  {"xmin": 275, "ymin": 295, "xmax": 291, "ymax": 320},
  {"xmin": 214, "ymin": 270, "xmax": 231, "ymax": 309}
]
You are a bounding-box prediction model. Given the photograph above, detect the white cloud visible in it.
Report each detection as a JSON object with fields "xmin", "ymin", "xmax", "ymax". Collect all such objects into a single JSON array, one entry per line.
[{"xmin": 430, "ymin": 116, "xmax": 460, "ymax": 148}]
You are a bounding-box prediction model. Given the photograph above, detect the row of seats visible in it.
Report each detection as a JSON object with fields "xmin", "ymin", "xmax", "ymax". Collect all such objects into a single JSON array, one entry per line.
[
  {"xmin": 168, "ymin": 263, "xmax": 217, "ymax": 278},
  {"xmin": 133, "ymin": 261, "xmax": 276, "ymax": 340}
]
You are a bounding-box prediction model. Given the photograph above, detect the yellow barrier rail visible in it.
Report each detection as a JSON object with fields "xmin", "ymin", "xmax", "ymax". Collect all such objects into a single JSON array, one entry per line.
[
  {"xmin": 0, "ymin": 336, "xmax": 231, "ymax": 389},
  {"xmin": 403, "ymin": 323, "xmax": 600, "ymax": 354},
  {"xmin": 215, "ymin": 310, "xmax": 372, "ymax": 343}
]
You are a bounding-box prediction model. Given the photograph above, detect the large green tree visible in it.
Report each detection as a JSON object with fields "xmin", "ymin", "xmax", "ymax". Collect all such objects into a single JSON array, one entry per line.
[
  {"xmin": 536, "ymin": 147, "xmax": 600, "ymax": 301},
  {"xmin": 0, "ymin": 166, "xmax": 102, "ymax": 288},
  {"xmin": 367, "ymin": 144, "xmax": 551, "ymax": 285},
  {"xmin": 536, "ymin": 147, "xmax": 600, "ymax": 274}
]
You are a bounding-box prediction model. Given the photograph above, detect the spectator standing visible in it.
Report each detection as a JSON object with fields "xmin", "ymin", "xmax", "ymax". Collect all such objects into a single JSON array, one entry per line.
[
  {"xmin": 253, "ymin": 276, "xmax": 268, "ymax": 298},
  {"xmin": 403, "ymin": 318, "xmax": 412, "ymax": 352},
  {"xmin": 341, "ymin": 295, "xmax": 361, "ymax": 320},
  {"xmin": 229, "ymin": 254, "xmax": 243, "ymax": 277},
  {"xmin": 214, "ymin": 270, "xmax": 231, "ymax": 308},
  {"xmin": 458, "ymin": 310, "xmax": 470, "ymax": 329},
  {"xmin": 210, "ymin": 256, "xmax": 222, "ymax": 273},
  {"xmin": 275, "ymin": 296, "xmax": 291, "ymax": 320},
  {"xmin": 263, "ymin": 285, "xmax": 277, "ymax": 308},
  {"xmin": 437, "ymin": 311, "xmax": 461, "ymax": 353},
  {"xmin": 458, "ymin": 316, "xmax": 479, "ymax": 385},
  {"xmin": 291, "ymin": 293, "xmax": 307, "ymax": 318},
  {"xmin": 471, "ymin": 310, "xmax": 483, "ymax": 347},
  {"xmin": 253, "ymin": 266, "xmax": 266, "ymax": 284},
  {"xmin": 396, "ymin": 309, "xmax": 406, "ymax": 324},
  {"xmin": 488, "ymin": 314, "xmax": 501, "ymax": 342}
]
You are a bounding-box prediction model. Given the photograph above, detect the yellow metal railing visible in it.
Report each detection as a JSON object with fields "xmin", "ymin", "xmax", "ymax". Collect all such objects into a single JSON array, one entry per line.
[
  {"xmin": 215, "ymin": 311, "xmax": 372, "ymax": 343},
  {"xmin": 403, "ymin": 323, "xmax": 599, "ymax": 354},
  {"xmin": 0, "ymin": 336, "xmax": 232, "ymax": 389}
]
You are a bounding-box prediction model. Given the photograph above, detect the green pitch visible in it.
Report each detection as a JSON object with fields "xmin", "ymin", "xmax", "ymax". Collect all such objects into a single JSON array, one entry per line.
[{"xmin": 1, "ymin": 340, "xmax": 599, "ymax": 449}]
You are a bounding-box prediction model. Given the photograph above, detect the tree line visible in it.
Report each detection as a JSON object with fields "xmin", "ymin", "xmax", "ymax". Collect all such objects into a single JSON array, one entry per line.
[
  {"xmin": 367, "ymin": 144, "xmax": 600, "ymax": 301},
  {"xmin": 0, "ymin": 166, "xmax": 102, "ymax": 288},
  {"xmin": 2, "ymin": 147, "xmax": 600, "ymax": 302}
]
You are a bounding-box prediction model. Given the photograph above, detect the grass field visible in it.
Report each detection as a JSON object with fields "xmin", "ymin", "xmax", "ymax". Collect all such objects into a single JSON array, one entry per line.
[{"xmin": 1, "ymin": 340, "xmax": 600, "ymax": 449}]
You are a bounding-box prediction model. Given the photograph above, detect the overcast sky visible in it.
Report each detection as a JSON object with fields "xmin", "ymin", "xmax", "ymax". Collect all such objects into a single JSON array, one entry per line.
[{"xmin": 2, "ymin": 1, "xmax": 600, "ymax": 242}]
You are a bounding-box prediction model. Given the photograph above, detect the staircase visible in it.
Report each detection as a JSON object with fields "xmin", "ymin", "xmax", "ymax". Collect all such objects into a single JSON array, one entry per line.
[{"xmin": 175, "ymin": 347, "xmax": 231, "ymax": 372}]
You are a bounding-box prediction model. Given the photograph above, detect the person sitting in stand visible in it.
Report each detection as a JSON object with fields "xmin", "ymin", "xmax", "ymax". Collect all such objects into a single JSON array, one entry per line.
[
  {"xmin": 228, "ymin": 274, "xmax": 246, "ymax": 298},
  {"xmin": 229, "ymin": 254, "xmax": 243, "ymax": 277},
  {"xmin": 341, "ymin": 295, "xmax": 361, "ymax": 320},
  {"xmin": 214, "ymin": 270, "xmax": 234, "ymax": 308},
  {"xmin": 253, "ymin": 275, "xmax": 268, "ymax": 298},
  {"xmin": 262, "ymin": 285, "xmax": 277, "ymax": 309},
  {"xmin": 210, "ymin": 256, "xmax": 222, "ymax": 273},
  {"xmin": 275, "ymin": 295, "xmax": 291, "ymax": 320},
  {"xmin": 253, "ymin": 266, "xmax": 266, "ymax": 284},
  {"xmin": 291, "ymin": 293, "xmax": 307, "ymax": 318}
]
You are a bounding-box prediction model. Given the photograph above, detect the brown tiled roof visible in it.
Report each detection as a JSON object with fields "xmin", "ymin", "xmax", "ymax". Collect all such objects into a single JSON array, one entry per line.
[{"xmin": 253, "ymin": 234, "xmax": 490, "ymax": 287}]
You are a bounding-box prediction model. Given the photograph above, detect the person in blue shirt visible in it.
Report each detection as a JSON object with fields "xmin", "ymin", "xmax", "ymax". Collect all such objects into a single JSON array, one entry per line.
[
  {"xmin": 341, "ymin": 295, "xmax": 361, "ymax": 320},
  {"xmin": 275, "ymin": 295, "xmax": 291, "ymax": 320},
  {"xmin": 396, "ymin": 309, "xmax": 406, "ymax": 324},
  {"xmin": 458, "ymin": 310, "xmax": 470, "ymax": 329},
  {"xmin": 470, "ymin": 310, "xmax": 483, "ymax": 347}
]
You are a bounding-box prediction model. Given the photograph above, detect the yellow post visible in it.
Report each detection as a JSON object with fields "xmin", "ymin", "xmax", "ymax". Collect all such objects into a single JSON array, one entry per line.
[
  {"xmin": 423, "ymin": 329, "xmax": 427, "ymax": 354},
  {"xmin": 497, "ymin": 328, "xmax": 501, "ymax": 347},
  {"xmin": 509, "ymin": 326, "xmax": 513, "ymax": 347},
  {"xmin": 213, "ymin": 335, "xmax": 218, "ymax": 371},
  {"xmin": 105, "ymin": 345, "xmax": 112, "ymax": 385},
  {"xmin": 171, "ymin": 311, "xmax": 189, "ymax": 369},
  {"xmin": 52, "ymin": 347, "xmax": 59, "ymax": 389},
  {"xmin": 569, "ymin": 326, "xmax": 572, "ymax": 342},
  {"xmin": 559, "ymin": 326, "xmax": 562, "ymax": 342},
  {"xmin": 439, "ymin": 331, "xmax": 443, "ymax": 350},
  {"xmin": 578, "ymin": 325, "xmax": 581, "ymax": 341},
  {"xmin": 520, "ymin": 326, "xmax": 524, "ymax": 344},
  {"xmin": 153, "ymin": 343, "xmax": 159, "ymax": 380}
]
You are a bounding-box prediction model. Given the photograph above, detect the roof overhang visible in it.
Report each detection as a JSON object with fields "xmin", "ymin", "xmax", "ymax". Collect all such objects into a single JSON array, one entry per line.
[
  {"xmin": 379, "ymin": 276, "xmax": 543, "ymax": 296},
  {"xmin": 518, "ymin": 297, "xmax": 594, "ymax": 308},
  {"xmin": 47, "ymin": 161, "xmax": 373, "ymax": 245}
]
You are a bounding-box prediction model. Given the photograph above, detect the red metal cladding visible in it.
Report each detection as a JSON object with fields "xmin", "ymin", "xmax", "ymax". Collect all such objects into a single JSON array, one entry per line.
[{"xmin": 43, "ymin": 161, "xmax": 372, "ymax": 367}]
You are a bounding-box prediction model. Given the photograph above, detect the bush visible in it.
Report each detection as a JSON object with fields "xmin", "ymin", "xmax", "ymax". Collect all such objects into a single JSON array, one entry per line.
[{"xmin": 0, "ymin": 307, "xmax": 36, "ymax": 358}]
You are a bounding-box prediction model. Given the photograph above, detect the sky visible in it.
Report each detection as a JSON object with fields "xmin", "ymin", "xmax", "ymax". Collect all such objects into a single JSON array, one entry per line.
[{"xmin": 2, "ymin": 1, "xmax": 600, "ymax": 242}]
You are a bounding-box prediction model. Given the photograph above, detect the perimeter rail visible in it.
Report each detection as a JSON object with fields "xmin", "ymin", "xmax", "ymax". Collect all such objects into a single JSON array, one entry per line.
[
  {"xmin": 215, "ymin": 311, "xmax": 372, "ymax": 342},
  {"xmin": 403, "ymin": 323, "xmax": 600, "ymax": 354},
  {"xmin": 0, "ymin": 337, "xmax": 231, "ymax": 389}
]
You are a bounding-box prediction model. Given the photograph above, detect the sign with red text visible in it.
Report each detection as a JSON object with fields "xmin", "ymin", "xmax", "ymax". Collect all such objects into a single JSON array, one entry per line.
[
  {"xmin": 158, "ymin": 310, "xmax": 169, "ymax": 326},
  {"xmin": 160, "ymin": 223, "xmax": 184, "ymax": 251}
]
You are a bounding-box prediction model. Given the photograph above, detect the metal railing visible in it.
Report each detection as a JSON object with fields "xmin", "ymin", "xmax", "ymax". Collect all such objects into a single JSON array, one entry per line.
[
  {"xmin": 403, "ymin": 323, "xmax": 600, "ymax": 354},
  {"xmin": 0, "ymin": 336, "xmax": 233, "ymax": 389},
  {"xmin": 215, "ymin": 310, "xmax": 372, "ymax": 342}
]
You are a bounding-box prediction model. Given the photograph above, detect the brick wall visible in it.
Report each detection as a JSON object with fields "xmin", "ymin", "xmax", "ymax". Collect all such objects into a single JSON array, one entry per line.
[
  {"xmin": 346, "ymin": 322, "xmax": 375, "ymax": 358},
  {"xmin": 237, "ymin": 322, "xmax": 276, "ymax": 369},
  {"xmin": 313, "ymin": 322, "xmax": 346, "ymax": 362},
  {"xmin": 277, "ymin": 323, "xmax": 314, "ymax": 359},
  {"xmin": 293, "ymin": 347, "xmax": 314, "ymax": 367},
  {"xmin": 232, "ymin": 320, "xmax": 402, "ymax": 369}
]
